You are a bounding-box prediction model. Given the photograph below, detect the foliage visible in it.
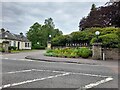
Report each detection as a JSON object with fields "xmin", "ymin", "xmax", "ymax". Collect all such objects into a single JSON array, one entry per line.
[
  {"xmin": 8, "ymin": 46, "xmax": 17, "ymax": 50},
  {"xmin": 91, "ymin": 4, "xmax": 96, "ymax": 11},
  {"xmin": 79, "ymin": 47, "xmax": 92, "ymax": 58},
  {"xmin": 32, "ymin": 44, "xmax": 45, "ymax": 49},
  {"xmin": 0, "ymin": 48, "xmax": 5, "ymax": 52},
  {"xmin": 45, "ymin": 47, "xmax": 92, "ymax": 58},
  {"xmin": 79, "ymin": 2, "xmax": 120, "ymax": 30},
  {"xmin": 99, "ymin": 34, "xmax": 119, "ymax": 48},
  {"xmin": 52, "ymin": 27, "xmax": 119, "ymax": 48},
  {"xmin": 26, "ymin": 18, "xmax": 63, "ymax": 49},
  {"xmin": 51, "ymin": 35, "xmax": 71, "ymax": 46}
]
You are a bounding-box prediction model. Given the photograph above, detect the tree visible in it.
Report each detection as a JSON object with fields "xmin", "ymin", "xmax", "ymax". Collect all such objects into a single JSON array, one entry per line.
[
  {"xmin": 26, "ymin": 18, "xmax": 63, "ymax": 49},
  {"xmin": 52, "ymin": 27, "xmax": 119, "ymax": 48},
  {"xmin": 52, "ymin": 35, "xmax": 71, "ymax": 46},
  {"xmin": 26, "ymin": 22, "xmax": 42, "ymax": 47},
  {"xmin": 79, "ymin": 1, "xmax": 120, "ymax": 30},
  {"xmin": 91, "ymin": 4, "xmax": 96, "ymax": 11},
  {"xmin": 44, "ymin": 18, "xmax": 55, "ymax": 28}
]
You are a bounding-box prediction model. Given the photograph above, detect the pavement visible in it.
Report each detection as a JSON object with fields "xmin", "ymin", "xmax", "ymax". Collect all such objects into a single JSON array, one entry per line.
[{"xmin": 25, "ymin": 50, "xmax": 118, "ymax": 67}]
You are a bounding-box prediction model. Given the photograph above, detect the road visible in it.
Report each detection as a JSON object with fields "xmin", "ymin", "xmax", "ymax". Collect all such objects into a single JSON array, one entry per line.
[{"xmin": 0, "ymin": 50, "xmax": 119, "ymax": 89}]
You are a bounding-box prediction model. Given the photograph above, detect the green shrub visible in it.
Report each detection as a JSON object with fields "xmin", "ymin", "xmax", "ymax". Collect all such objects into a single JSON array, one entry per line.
[
  {"xmin": 46, "ymin": 49, "xmax": 53, "ymax": 53},
  {"xmin": 0, "ymin": 48, "xmax": 5, "ymax": 52},
  {"xmin": 8, "ymin": 46, "xmax": 17, "ymax": 50},
  {"xmin": 99, "ymin": 34, "xmax": 119, "ymax": 48},
  {"xmin": 32, "ymin": 44, "xmax": 45, "ymax": 49},
  {"xmin": 77, "ymin": 47, "xmax": 92, "ymax": 58},
  {"xmin": 52, "ymin": 27, "xmax": 119, "ymax": 48},
  {"xmin": 70, "ymin": 52, "xmax": 79, "ymax": 58},
  {"xmin": 45, "ymin": 47, "xmax": 92, "ymax": 58}
]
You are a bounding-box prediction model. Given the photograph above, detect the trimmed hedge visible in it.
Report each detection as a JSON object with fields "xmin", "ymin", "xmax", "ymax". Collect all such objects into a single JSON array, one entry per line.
[
  {"xmin": 32, "ymin": 44, "xmax": 45, "ymax": 49},
  {"xmin": 52, "ymin": 27, "xmax": 119, "ymax": 48}
]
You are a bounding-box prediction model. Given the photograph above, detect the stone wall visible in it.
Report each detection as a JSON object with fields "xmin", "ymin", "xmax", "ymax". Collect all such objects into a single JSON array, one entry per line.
[{"xmin": 102, "ymin": 48, "xmax": 119, "ymax": 60}]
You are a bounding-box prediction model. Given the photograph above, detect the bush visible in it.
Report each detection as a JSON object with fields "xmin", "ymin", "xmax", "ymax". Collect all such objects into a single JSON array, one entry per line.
[
  {"xmin": 52, "ymin": 27, "xmax": 119, "ymax": 48},
  {"xmin": 0, "ymin": 48, "xmax": 5, "ymax": 52},
  {"xmin": 8, "ymin": 46, "xmax": 17, "ymax": 50},
  {"xmin": 45, "ymin": 47, "xmax": 92, "ymax": 58},
  {"xmin": 80, "ymin": 48, "xmax": 92, "ymax": 58},
  {"xmin": 46, "ymin": 49, "xmax": 53, "ymax": 53},
  {"xmin": 77, "ymin": 47, "xmax": 92, "ymax": 58},
  {"xmin": 32, "ymin": 44, "xmax": 45, "ymax": 49},
  {"xmin": 99, "ymin": 34, "xmax": 119, "ymax": 48}
]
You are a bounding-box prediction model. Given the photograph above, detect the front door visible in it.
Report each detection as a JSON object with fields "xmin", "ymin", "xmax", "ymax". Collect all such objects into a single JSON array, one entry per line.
[{"xmin": 18, "ymin": 42, "xmax": 20, "ymax": 50}]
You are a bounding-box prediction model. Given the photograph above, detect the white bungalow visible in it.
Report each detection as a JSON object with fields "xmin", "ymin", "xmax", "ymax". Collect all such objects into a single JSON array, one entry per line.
[{"xmin": 0, "ymin": 28, "xmax": 31, "ymax": 50}]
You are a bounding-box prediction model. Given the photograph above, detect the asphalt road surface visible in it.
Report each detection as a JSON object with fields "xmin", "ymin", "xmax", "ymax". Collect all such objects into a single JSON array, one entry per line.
[{"xmin": 0, "ymin": 50, "xmax": 119, "ymax": 90}]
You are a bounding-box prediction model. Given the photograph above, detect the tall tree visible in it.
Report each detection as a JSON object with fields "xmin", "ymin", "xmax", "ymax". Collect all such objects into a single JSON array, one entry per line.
[
  {"xmin": 79, "ymin": 1, "xmax": 120, "ymax": 30},
  {"xmin": 44, "ymin": 18, "xmax": 55, "ymax": 28},
  {"xmin": 91, "ymin": 4, "xmax": 96, "ymax": 11},
  {"xmin": 26, "ymin": 22, "xmax": 42, "ymax": 46},
  {"xmin": 26, "ymin": 18, "xmax": 63, "ymax": 49}
]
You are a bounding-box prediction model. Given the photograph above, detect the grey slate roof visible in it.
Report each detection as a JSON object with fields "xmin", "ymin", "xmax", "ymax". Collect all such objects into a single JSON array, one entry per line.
[{"xmin": 0, "ymin": 29, "xmax": 30, "ymax": 42}]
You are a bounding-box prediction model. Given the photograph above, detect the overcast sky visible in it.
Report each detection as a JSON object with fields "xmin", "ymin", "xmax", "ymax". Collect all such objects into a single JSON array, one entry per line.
[{"xmin": 1, "ymin": 1, "xmax": 107, "ymax": 35}]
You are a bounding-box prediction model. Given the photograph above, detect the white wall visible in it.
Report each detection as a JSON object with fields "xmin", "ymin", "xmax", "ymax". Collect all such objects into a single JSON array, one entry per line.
[
  {"xmin": 22, "ymin": 42, "xmax": 31, "ymax": 49},
  {"xmin": 0, "ymin": 39, "xmax": 31, "ymax": 50}
]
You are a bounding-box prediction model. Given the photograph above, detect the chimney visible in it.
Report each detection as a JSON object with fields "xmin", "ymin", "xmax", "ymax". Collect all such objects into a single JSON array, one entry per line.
[
  {"xmin": 20, "ymin": 32, "xmax": 23, "ymax": 35},
  {"xmin": 0, "ymin": 28, "xmax": 5, "ymax": 32},
  {"xmin": 20, "ymin": 32, "xmax": 23, "ymax": 38},
  {"xmin": 6, "ymin": 30, "xmax": 10, "ymax": 33}
]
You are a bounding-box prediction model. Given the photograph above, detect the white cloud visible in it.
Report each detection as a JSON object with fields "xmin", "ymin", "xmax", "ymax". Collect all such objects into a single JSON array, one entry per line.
[
  {"xmin": 1, "ymin": 0, "xmax": 109, "ymax": 2},
  {"xmin": 1, "ymin": 2, "xmax": 106, "ymax": 35}
]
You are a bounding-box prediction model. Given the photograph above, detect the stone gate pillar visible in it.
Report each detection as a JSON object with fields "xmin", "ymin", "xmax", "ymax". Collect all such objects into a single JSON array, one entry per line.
[
  {"xmin": 92, "ymin": 43, "xmax": 102, "ymax": 60},
  {"xmin": 2, "ymin": 41, "xmax": 10, "ymax": 53},
  {"xmin": 47, "ymin": 41, "xmax": 51, "ymax": 50}
]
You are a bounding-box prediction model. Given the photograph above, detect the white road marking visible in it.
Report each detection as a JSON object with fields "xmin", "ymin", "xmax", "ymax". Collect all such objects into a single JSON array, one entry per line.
[
  {"xmin": 83, "ymin": 77, "xmax": 113, "ymax": 89},
  {"xmin": 0, "ymin": 73, "xmax": 70, "ymax": 88},
  {"xmin": 71, "ymin": 72, "xmax": 109, "ymax": 78},
  {"xmin": 3, "ymin": 69, "xmax": 35, "ymax": 74},
  {"xmin": 1, "ymin": 69, "xmax": 60, "ymax": 75},
  {"xmin": 1, "ymin": 68, "xmax": 113, "ymax": 89},
  {"xmin": 2, "ymin": 68, "xmax": 110, "ymax": 78},
  {"xmin": 34, "ymin": 69, "xmax": 110, "ymax": 78},
  {"xmin": 2, "ymin": 58, "xmax": 114, "ymax": 88},
  {"xmin": 4, "ymin": 58, "xmax": 8, "ymax": 59}
]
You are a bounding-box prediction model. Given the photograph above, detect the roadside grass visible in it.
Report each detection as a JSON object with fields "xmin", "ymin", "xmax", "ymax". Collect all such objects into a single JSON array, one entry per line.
[{"xmin": 11, "ymin": 49, "xmax": 36, "ymax": 53}]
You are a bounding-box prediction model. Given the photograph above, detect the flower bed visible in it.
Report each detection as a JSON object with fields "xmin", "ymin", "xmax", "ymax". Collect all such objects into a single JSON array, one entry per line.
[{"xmin": 44, "ymin": 47, "xmax": 92, "ymax": 58}]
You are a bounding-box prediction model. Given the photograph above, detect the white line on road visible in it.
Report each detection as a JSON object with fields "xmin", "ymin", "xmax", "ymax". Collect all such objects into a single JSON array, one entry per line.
[
  {"xmin": 3, "ymin": 58, "xmax": 8, "ymax": 59},
  {"xmin": 71, "ymin": 72, "xmax": 109, "ymax": 78},
  {"xmin": 0, "ymin": 73, "xmax": 70, "ymax": 89},
  {"xmin": 83, "ymin": 77, "xmax": 113, "ymax": 89},
  {"xmin": 1, "ymin": 68, "xmax": 114, "ymax": 89},
  {"xmin": 34, "ymin": 69, "xmax": 110, "ymax": 78},
  {"xmin": 1, "ymin": 69, "xmax": 60, "ymax": 75},
  {"xmin": 2, "ymin": 68, "xmax": 110, "ymax": 78},
  {"xmin": 2, "ymin": 69, "xmax": 35, "ymax": 74}
]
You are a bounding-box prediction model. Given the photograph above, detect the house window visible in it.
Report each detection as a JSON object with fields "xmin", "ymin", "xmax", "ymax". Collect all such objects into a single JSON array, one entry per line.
[
  {"xmin": 28, "ymin": 43, "xmax": 29, "ymax": 47},
  {"xmin": 25, "ymin": 43, "xmax": 27, "ymax": 47}
]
